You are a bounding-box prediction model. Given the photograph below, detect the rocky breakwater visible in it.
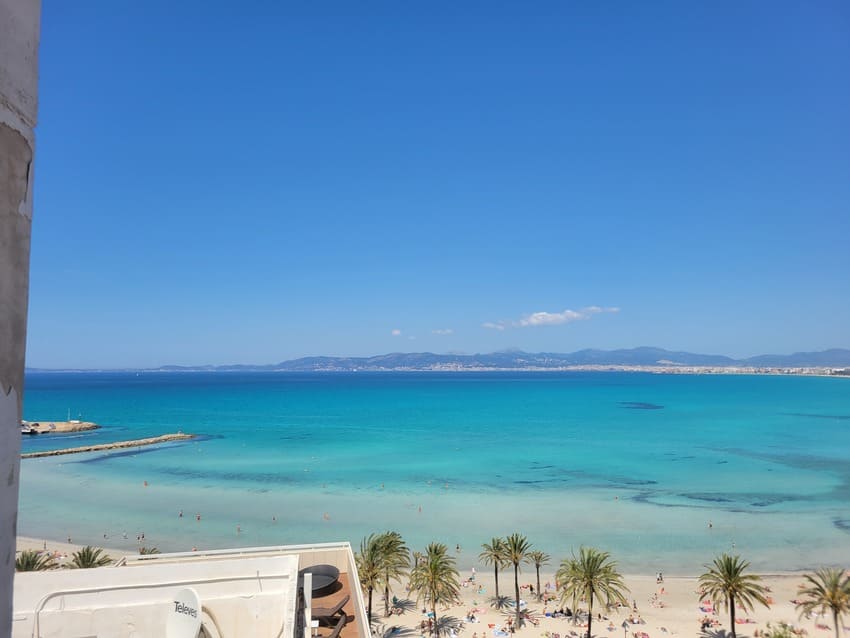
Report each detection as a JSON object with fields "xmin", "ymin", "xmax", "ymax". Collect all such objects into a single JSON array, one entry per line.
[{"xmin": 21, "ymin": 433, "xmax": 195, "ymax": 458}]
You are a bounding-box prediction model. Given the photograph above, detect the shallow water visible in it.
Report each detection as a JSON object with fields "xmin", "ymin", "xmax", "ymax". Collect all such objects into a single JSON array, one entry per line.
[{"xmin": 19, "ymin": 371, "xmax": 850, "ymax": 573}]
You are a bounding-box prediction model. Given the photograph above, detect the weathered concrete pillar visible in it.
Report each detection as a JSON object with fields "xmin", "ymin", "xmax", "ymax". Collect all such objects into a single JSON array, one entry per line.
[{"xmin": 0, "ymin": 0, "xmax": 41, "ymax": 633}]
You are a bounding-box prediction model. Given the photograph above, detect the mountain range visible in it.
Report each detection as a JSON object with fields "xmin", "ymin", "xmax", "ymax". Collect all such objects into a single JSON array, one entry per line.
[{"xmin": 128, "ymin": 347, "xmax": 850, "ymax": 372}]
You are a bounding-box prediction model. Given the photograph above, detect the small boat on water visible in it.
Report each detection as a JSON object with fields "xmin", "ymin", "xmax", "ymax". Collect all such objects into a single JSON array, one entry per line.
[{"xmin": 21, "ymin": 421, "xmax": 39, "ymax": 436}]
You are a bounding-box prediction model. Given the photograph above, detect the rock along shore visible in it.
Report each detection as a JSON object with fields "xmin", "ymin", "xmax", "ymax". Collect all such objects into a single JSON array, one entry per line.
[{"xmin": 21, "ymin": 433, "xmax": 195, "ymax": 458}]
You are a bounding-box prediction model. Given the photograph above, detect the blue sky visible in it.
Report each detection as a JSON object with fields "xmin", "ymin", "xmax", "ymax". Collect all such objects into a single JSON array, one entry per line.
[{"xmin": 27, "ymin": 1, "xmax": 850, "ymax": 368}]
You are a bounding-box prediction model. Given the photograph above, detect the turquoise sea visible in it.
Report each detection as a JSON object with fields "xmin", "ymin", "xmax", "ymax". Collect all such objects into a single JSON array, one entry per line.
[{"xmin": 18, "ymin": 371, "xmax": 850, "ymax": 574}]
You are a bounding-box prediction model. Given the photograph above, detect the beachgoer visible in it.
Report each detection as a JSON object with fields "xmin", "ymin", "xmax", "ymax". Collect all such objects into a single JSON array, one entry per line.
[
  {"xmin": 196, "ymin": 513, "xmax": 201, "ymax": 521},
  {"xmin": 179, "ymin": 510, "xmax": 183, "ymax": 518}
]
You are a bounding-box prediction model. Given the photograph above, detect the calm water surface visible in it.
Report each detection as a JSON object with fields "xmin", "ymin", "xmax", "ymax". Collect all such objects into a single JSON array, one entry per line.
[{"xmin": 19, "ymin": 371, "xmax": 850, "ymax": 573}]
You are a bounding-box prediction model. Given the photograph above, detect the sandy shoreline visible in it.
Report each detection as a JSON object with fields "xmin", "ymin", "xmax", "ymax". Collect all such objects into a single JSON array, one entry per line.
[{"xmin": 16, "ymin": 535, "xmax": 843, "ymax": 637}]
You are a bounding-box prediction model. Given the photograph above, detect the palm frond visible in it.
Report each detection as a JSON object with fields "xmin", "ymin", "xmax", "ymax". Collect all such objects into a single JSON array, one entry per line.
[{"xmin": 16, "ymin": 550, "xmax": 56, "ymax": 572}]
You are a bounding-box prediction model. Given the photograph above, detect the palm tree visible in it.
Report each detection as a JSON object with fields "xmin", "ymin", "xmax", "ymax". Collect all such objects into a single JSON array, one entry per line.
[
  {"xmin": 409, "ymin": 542, "xmax": 460, "ymax": 635},
  {"xmin": 139, "ymin": 546, "xmax": 160, "ymax": 554},
  {"xmin": 380, "ymin": 531, "xmax": 409, "ymax": 617},
  {"xmin": 762, "ymin": 622, "xmax": 798, "ymax": 638},
  {"xmin": 15, "ymin": 550, "xmax": 56, "ymax": 571},
  {"xmin": 356, "ymin": 533, "xmax": 383, "ymax": 625},
  {"xmin": 698, "ymin": 553, "xmax": 770, "ymax": 638},
  {"xmin": 479, "ymin": 537, "xmax": 507, "ymax": 598},
  {"xmin": 556, "ymin": 547, "xmax": 629, "ymax": 638},
  {"xmin": 528, "ymin": 550, "xmax": 550, "ymax": 601},
  {"xmin": 503, "ymin": 533, "xmax": 532, "ymax": 627},
  {"xmin": 68, "ymin": 546, "xmax": 112, "ymax": 568},
  {"xmin": 795, "ymin": 567, "xmax": 850, "ymax": 638}
]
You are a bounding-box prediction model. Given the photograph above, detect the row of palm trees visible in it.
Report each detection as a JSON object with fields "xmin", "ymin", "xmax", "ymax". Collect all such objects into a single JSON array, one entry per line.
[
  {"xmin": 358, "ymin": 532, "xmax": 630, "ymax": 638},
  {"xmin": 15, "ymin": 544, "xmax": 160, "ymax": 572},
  {"xmin": 358, "ymin": 532, "xmax": 850, "ymax": 638},
  {"xmin": 16, "ymin": 545, "xmax": 113, "ymax": 570}
]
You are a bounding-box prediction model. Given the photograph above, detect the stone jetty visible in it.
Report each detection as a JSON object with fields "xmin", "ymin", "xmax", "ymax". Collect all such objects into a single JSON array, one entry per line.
[{"xmin": 21, "ymin": 433, "xmax": 195, "ymax": 458}]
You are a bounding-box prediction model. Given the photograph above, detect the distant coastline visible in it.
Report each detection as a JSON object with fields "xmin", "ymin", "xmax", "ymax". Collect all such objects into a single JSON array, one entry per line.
[{"xmin": 24, "ymin": 346, "xmax": 850, "ymax": 376}]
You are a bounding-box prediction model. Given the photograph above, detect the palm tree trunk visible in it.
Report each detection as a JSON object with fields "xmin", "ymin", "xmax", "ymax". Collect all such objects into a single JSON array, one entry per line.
[
  {"xmin": 586, "ymin": 592, "xmax": 594, "ymax": 638},
  {"xmin": 536, "ymin": 566, "xmax": 541, "ymax": 602},
  {"xmin": 367, "ymin": 586, "xmax": 373, "ymax": 625},
  {"xmin": 514, "ymin": 562, "xmax": 521, "ymax": 627},
  {"xmin": 384, "ymin": 576, "xmax": 389, "ymax": 617},
  {"xmin": 494, "ymin": 565, "xmax": 500, "ymax": 598},
  {"xmin": 432, "ymin": 602, "xmax": 438, "ymax": 637},
  {"xmin": 729, "ymin": 594, "xmax": 736, "ymax": 638},
  {"xmin": 833, "ymin": 610, "xmax": 839, "ymax": 638}
]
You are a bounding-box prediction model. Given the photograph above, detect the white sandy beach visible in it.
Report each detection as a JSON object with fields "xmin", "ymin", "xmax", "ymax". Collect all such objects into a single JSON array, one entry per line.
[{"xmin": 374, "ymin": 568, "xmax": 838, "ymax": 638}]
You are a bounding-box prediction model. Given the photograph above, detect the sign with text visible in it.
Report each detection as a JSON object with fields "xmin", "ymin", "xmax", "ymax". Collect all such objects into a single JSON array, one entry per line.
[{"xmin": 166, "ymin": 587, "xmax": 201, "ymax": 638}]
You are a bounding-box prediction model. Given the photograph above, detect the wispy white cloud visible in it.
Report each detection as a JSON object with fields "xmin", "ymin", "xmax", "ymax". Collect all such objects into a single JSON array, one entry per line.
[
  {"xmin": 391, "ymin": 329, "xmax": 402, "ymax": 336},
  {"xmin": 432, "ymin": 328, "xmax": 454, "ymax": 335},
  {"xmin": 484, "ymin": 306, "xmax": 619, "ymax": 330}
]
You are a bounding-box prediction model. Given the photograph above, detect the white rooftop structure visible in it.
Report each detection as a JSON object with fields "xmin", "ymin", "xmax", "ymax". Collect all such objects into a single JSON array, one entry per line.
[{"xmin": 13, "ymin": 542, "xmax": 368, "ymax": 638}]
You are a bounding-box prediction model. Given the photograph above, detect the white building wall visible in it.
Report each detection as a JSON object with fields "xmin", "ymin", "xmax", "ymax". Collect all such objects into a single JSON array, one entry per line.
[
  {"xmin": 0, "ymin": 0, "xmax": 41, "ymax": 635},
  {"xmin": 13, "ymin": 554, "xmax": 299, "ymax": 638}
]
